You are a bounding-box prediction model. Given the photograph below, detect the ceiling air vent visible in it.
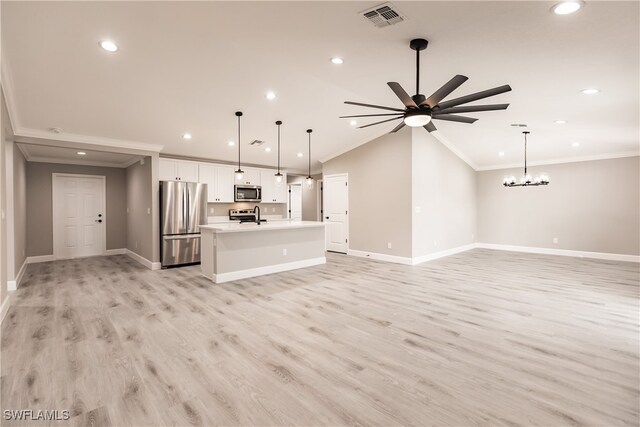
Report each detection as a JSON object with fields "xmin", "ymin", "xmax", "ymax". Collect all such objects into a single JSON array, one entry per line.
[
  {"xmin": 510, "ymin": 124, "xmax": 528, "ymax": 127},
  {"xmin": 249, "ymin": 139, "xmax": 266, "ymax": 146},
  {"xmin": 361, "ymin": 3, "xmax": 406, "ymax": 28}
]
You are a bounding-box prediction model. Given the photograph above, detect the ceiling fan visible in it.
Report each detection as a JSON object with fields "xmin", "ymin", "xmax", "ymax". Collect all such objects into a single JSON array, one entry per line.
[{"xmin": 341, "ymin": 38, "xmax": 512, "ymax": 133}]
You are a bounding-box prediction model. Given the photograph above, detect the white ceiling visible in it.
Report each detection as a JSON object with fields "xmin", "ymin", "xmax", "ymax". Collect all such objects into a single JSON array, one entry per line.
[
  {"xmin": 2, "ymin": 1, "xmax": 638, "ymax": 171},
  {"xmin": 17, "ymin": 143, "xmax": 141, "ymax": 168}
]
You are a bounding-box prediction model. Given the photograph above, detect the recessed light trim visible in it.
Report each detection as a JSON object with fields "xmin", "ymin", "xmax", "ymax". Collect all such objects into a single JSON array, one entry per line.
[
  {"xmin": 99, "ymin": 40, "xmax": 118, "ymax": 52},
  {"xmin": 297, "ymin": 152, "xmax": 303, "ymax": 157},
  {"xmin": 571, "ymin": 142, "xmax": 580, "ymax": 147},
  {"xmin": 330, "ymin": 57, "xmax": 344, "ymax": 65},
  {"xmin": 182, "ymin": 133, "xmax": 192, "ymax": 140},
  {"xmin": 265, "ymin": 147, "xmax": 272, "ymax": 152},
  {"xmin": 581, "ymin": 88, "xmax": 600, "ymax": 94},
  {"xmin": 77, "ymin": 151, "xmax": 87, "ymax": 156},
  {"xmin": 350, "ymin": 120, "xmax": 357, "ymax": 126},
  {"xmin": 227, "ymin": 141, "xmax": 235, "ymax": 146},
  {"xmin": 554, "ymin": 120, "xmax": 567, "ymax": 124},
  {"xmin": 265, "ymin": 91, "xmax": 276, "ymax": 100},
  {"xmin": 552, "ymin": 1, "xmax": 582, "ymax": 15},
  {"xmin": 498, "ymin": 151, "xmax": 505, "ymax": 157}
]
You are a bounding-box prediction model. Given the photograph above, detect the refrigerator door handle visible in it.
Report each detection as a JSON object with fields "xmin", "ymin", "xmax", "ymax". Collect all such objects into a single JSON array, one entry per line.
[{"xmin": 163, "ymin": 234, "xmax": 201, "ymax": 240}]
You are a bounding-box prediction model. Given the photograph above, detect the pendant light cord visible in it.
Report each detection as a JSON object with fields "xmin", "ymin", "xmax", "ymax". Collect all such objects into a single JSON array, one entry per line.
[
  {"xmin": 523, "ymin": 131, "xmax": 528, "ymax": 175},
  {"xmin": 277, "ymin": 123, "xmax": 281, "ymax": 174},
  {"xmin": 308, "ymin": 132, "xmax": 311, "ymax": 177},
  {"xmin": 237, "ymin": 115, "xmax": 241, "ymax": 170},
  {"xmin": 416, "ymin": 49, "xmax": 420, "ymax": 95}
]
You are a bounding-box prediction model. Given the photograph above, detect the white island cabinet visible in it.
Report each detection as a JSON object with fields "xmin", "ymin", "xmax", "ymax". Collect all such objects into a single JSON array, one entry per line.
[{"xmin": 200, "ymin": 221, "xmax": 325, "ymax": 283}]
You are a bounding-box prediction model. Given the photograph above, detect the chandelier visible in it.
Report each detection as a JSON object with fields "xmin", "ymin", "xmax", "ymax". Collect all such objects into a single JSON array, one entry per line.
[{"xmin": 503, "ymin": 131, "xmax": 550, "ymax": 187}]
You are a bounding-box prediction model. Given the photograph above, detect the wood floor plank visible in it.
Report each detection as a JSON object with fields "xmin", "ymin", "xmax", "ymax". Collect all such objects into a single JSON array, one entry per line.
[{"xmin": 1, "ymin": 250, "xmax": 638, "ymax": 426}]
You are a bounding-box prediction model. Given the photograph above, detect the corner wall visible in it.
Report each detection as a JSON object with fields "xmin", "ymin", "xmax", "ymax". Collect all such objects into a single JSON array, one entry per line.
[
  {"xmin": 477, "ymin": 156, "xmax": 640, "ymax": 256},
  {"xmin": 126, "ymin": 156, "xmax": 154, "ymax": 263}
]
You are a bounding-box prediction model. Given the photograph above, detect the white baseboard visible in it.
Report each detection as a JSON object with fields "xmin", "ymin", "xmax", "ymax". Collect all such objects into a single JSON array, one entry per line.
[
  {"xmin": 126, "ymin": 249, "xmax": 162, "ymax": 270},
  {"xmin": 347, "ymin": 249, "xmax": 414, "ymax": 265},
  {"xmin": 1, "ymin": 292, "xmax": 13, "ymax": 324},
  {"xmin": 7, "ymin": 258, "xmax": 28, "ymax": 291},
  {"xmin": 476, "ymin": 243, "xmax": 640, "ymax": 263},
  {"xmin": 105, "ymin": 248, "xmax": 127, "ymax": 255},
  {"xmin": 412, "ymin": 243, "xmax": 478, "ymax": 265},
  {"xmin": 26, "ymin": 254, "xmax": 54, "ymax": 264},
  {"xmin": 209, "ymin": 257, "xmax": 326, "ymax": 284}
]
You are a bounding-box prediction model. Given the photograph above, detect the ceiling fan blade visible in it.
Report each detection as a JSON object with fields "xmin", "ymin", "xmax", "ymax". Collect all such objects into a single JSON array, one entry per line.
[
  {"xmin": 357, "ymin": 117, "xmax": 403, "ymax": 129},
  {"xmin": 424, "ymin": 122, "xmax": 437, "ymax": 133},
  {"xmin": 423, "ymin": 75, "xmax": 468, "ymax": 107},
  {"xmin": 339, "ymin": 113, "xmax": 404, "ymax": 118},
  {"xmin": 389, "ymin": 122, "xmax": 406, "ymax": 133},
  {"xmin": 344, "ymin": 101, "xmax": 405, "ymax": 112},
  {"xmin": 436, "ymin": 85, "xmax": 512, "ymax": 110},
  {"xmin": 435, "ymin": 103, "xmax": 509, "ymax": 114},
  {"xmin": 432, "ymin": 114, "xmax": 478, "ymax": 124},
  {"xmin": 387, "ymin": 82, "xmax": 417, "ymax": 108}
]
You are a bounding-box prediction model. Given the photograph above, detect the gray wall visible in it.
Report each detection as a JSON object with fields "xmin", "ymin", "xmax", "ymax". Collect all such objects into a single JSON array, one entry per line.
[
  {"xmin": 13, "ymin": 146, "xmax": 26, "ymax": 271},
  {"xmin": 412, "ymin": 129, "xmax": 476, "ymax": 256},
  {"xmin": 323, "ymin": 130, "xmax": 413, "ymax": 258},
  {"xmin": 127, "ymin": 157, "xmax": 153, "ymax": 261},
  {"xmin": 477, "ymin": 156, "xmax": 640, "ymax": 255},
  {"xmin": 287, "ymin": 174, "xmax": 322, "ymax": 221},
  {"xmin": 26, "ymin": 162, "xmax": 127, "ymax": 256}
]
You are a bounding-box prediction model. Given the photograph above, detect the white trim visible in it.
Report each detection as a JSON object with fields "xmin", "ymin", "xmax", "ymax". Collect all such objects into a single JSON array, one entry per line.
[
  {"xmin": 1, "ymin": 61, "xmax": 19, "ymax": 132},
  {"xmin": 477, "ymin": 151, "xmax": 640, "ymax": 171},
  {"xmin": 105, "ymin": 248, "xmax": 127, "ymax": 255},
  {"xmin": 208, "ymin": 257, "xmax": 326, "ymax": 284},
  {"xmin": 347, "ymin": 249, "xmax": 414, "ymax": 265},
  {"xmin": 1, "ymin": 293, "xmax": 13, "ymax": 324},
  {"xmin": 25, "ymin": 156, "xmax": 137, "ymax": 169},
  {"xmin": 52, "ymin": 173, "xmax": 107, "ymax": 260},
  {"xmin": 7, "ymin": 258, "xmax": 27, "ymax": 291},
  {"xmin": 126, "ymin": 249, "xmax": 162, "ymax": 270},
  {"xmin": 26, "ymin": 254, "xmax": 55, "ymax": 264},
  {"xmin": 412, "ymin": 243, "xmax": 478, "ymax": 265},
  {"xmin": 14, "ymin": 127, "xmax": 163, "ymax": 154},
  {"xmin": 476, "ymin": 243, "xmax": 640, "ymax": 263},
  {"xmin": 5, "ymin": 142, "xmax": 16, "ymax": 281}
]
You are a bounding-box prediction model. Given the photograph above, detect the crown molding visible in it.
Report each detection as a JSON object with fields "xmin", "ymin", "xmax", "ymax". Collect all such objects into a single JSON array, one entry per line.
[
  {"xmin": 476, "ymin": 150, "xmax": 640, "ymax": 171},
  {"xmin": 14, "ymin": 127, "xmax": 163, "ymax": 154},
  {"xmin": 18, "ymin": 141, "xmax": 142, "ymax": 168},
  {"xmin": 1, "ymin": 60, "xmax": 19, "ymax": 134}
]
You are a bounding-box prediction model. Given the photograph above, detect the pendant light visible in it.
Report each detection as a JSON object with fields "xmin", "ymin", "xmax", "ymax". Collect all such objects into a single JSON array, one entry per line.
[
  {"xmin": 305, "ymin": 129, "xmax": 314, "ymax": 188},
  {"xmin": 234, "ymin": 111, "xmax": 244, "ymax": 181},
  {"xmin": 503, "ymin": 131, "xmax": 550, "ymax": 187},
  {"xmin": 275, "ymin": 120, "xmax": 283, "ymax": 183}
]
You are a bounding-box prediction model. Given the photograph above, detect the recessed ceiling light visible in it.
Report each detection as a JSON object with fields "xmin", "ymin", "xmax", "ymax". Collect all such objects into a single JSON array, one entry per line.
[
  {"xmin": 265, "ymin": 147, "xmax": 272, "ymax": 152},
  {"xmin": 350, "ymin": 120, "xmax": 357, "ymax": 126},
  {"xmin": 581, "ymin": 88, "xmax": 600, "ymax": 94},
  {"xmin": 571, "ymin": 142, "xmax": 580, "ymax": 147},
  {"xmin": 297, "ymin": 152, "xmax": 303, "ymax": 157},
  {"xmin": 227, "ymin": 141, "xmax": 235, "ymax": 146},
  {"xmin": 265, "ymin": 91, "xmax": 276, "ymax": 100},
  {"xmin": 552, "ymin": 1, "xmax": 582, "ymax": 15},
  {"xmin": 330, "ymin": 57, "xmax": 344, "ymax": 65},
  {"xmin": 182, "ymin": 133, "xmax": 192, "ymax": 140},
  {"xmin": 554, "ymin": 120, "xmax": 567, "ymax": 124},
  {"xmin": 498, "ymin": 151, "xmax": 505, "ymax": 157},
  {"xmin": 99, "ymin": 40, "xmax": 118, "ymax": 52},
  {"xmin": 77, "ymin": 151, "xmax": 87, "ymax": 156}
]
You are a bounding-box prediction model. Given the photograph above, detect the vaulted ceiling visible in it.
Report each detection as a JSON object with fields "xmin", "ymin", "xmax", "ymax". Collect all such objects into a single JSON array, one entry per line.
[{"xmin": 2, "ymin": 1, "xmax": 638, "ymax": 172}]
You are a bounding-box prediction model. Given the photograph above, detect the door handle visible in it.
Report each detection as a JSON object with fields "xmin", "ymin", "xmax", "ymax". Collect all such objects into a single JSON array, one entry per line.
[
  {"xmin": 325, "ymin": 216, "xmax": 329, "ymax": 220},
  {"xmin": 95, "ymin": 219, "xmax": 102, "ymax": 223}
]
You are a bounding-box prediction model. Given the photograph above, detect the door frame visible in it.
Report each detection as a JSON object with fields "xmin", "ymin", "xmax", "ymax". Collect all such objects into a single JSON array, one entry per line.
[
  {"xmin": 287, "ymin": 183, "xmax": 302, "ymax": 219},
  {"xmin": 323, "ymin": 173, "xmax": 349, "ymax": 253},
  {"xmin": 52, "ymin": 173, "xmax": 107, "ymax": 260}
]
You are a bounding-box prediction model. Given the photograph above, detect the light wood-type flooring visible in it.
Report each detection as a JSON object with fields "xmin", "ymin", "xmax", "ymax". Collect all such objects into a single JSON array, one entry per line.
[{"xmin": 1, "ymin": 250, "xmax": 638, "ymax": 426}]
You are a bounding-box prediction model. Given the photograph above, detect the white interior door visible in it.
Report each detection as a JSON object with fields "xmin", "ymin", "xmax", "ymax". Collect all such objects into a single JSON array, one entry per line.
[
  {"xmin": 289, "ymin": 184, "xmax": 302, "ymax": 219},
  {"xmin": 53, "ymin": 174, "xmax": 106, "ymax": 259},
  {"xmin": 324, "ymin": 174, "xmax": 348, "ymax": 253}
]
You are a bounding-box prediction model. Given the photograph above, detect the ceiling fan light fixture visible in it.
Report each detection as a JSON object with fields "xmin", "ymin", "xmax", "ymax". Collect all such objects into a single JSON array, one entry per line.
[{"xmin": 403, "ymin": 110, "xmax": 432, "ymax": 127}]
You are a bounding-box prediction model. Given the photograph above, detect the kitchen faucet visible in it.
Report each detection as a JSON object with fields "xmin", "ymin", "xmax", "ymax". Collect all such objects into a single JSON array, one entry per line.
[{"xmin": 253, "ymin": 205, "xmax": 261, "ymax": 225}]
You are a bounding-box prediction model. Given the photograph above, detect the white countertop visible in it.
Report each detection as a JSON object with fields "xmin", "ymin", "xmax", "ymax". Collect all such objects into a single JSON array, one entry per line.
[{"xmin": 200, "ymin": 220, "xmax": 325, "ymax": 234}]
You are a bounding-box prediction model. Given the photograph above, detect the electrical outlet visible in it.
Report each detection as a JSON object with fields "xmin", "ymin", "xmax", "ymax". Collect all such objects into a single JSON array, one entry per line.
[
  {"xmin": 135, "ymin": 240, "xmax": 138, "ymax": 248},
  {"xmin": 415, "ymin": 206, "xmax": 422, "ymax": 213},
  {"xmin": 471, "ymin": 233, "xmax": 475, "ymax": 239},
  {"xmin": 387, "ymin": 242, "xmax": 392, "ymax": 249},
  {"xmin": 282, "ymin": 248, "xmax": 287, "ymax": 256},
  {"xmin": 126, "ymin": 207, "xmax": 130, "ymax": 214},
  {"xmin": 1, "ymin": 209, "xmax": 4, "ymax": 220},
  {"xmin": 210, "ymin": 207, "xmax": 215, "ymax": 214},
  {"xmin": 433, "ymin": 240, "xmax": 438, "ymax": 247},
  {"xmin": 272, "ymin": 207, "xmax": 275, "ymax": 212},
  {"xmin": 147, "ymin": 207, "xmax": 151, "ymax": 215},
  {"xmin": 553, "ymin": 237, "xmax": 559, "ymax": 244}
]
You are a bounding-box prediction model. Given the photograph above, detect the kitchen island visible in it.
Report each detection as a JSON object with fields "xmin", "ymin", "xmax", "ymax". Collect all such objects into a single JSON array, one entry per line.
[{"xmin": 200, "ymin": 221, "xmax": 326, "ymax": 283}]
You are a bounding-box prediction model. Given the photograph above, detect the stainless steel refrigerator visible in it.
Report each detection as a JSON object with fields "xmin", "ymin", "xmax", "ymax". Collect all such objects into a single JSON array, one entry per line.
[{"xmin": 160, "ymin": 181, "xmax": 207, "ymax": 267}]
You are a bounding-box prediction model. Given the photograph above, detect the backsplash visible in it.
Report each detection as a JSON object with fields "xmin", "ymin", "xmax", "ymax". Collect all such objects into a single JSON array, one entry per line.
[{"xmin": 206, "ymin": 202, "xmax": 287, "ymax": 217}]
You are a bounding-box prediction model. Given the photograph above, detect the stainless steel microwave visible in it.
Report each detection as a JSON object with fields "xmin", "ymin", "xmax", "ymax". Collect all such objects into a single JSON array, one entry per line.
[{"xmin": 234, "ymin": 185, "xmax": 262, "ymax": 202}]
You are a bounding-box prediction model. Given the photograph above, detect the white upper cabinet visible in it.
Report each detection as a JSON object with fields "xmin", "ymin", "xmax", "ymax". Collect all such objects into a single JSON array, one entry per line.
[
  {"xmin": 237, "ymin": 168, "xmax": 260, "ymax": 186},
  {"xmin": 260, "ymin": 170, "xmax": 287, "ymax": 203},
  {"xmin": 199, "ymin": 163, "xmax": 235, "ymax": 203},
  {"xmin": 159, "ymin": 159, "xmax": 199, "ymax": 182}
]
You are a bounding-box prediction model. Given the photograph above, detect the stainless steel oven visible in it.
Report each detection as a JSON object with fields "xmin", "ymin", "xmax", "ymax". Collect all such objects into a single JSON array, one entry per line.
[{"xmin": 234, "ymin": 185, "xmax": 262, "ymax": 202}]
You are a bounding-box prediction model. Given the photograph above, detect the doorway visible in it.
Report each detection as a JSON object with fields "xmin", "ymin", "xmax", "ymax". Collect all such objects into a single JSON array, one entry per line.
[
  {"xmin": 52, "ymin": 173, "xmax": 106, "ymax": 259},
  {"xmin": 288, "ymin": 184, "xmax": 302, "ymax": 219},
  {"xmin": 323, "ymin": 173, "xmax": 348, "ymax": 253}
]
